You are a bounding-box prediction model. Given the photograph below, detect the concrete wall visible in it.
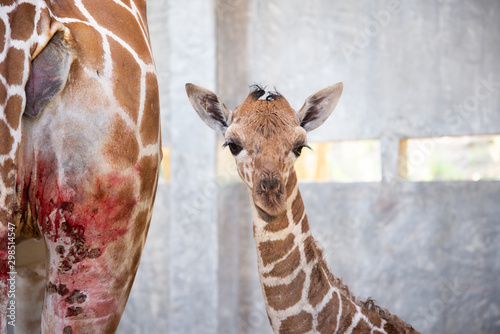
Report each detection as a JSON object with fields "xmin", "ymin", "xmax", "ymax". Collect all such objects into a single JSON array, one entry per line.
[{"xmin": 119, "ymin": 1, "xmax": 500, "ymax": 333}]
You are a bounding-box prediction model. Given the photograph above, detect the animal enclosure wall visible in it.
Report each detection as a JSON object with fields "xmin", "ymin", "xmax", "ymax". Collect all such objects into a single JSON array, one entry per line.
[{"xmin": 118, "ymin": 1, "xmax": 500, "ymax": 333}]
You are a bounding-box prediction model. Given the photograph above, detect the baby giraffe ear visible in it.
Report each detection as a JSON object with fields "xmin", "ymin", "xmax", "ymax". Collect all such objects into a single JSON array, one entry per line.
[
  {"xmin": 297, "ymin": 82, "xmax": 343, "ymax": 132},
  {"xmin": 185, "ymin": 83, "xmax": 232, "ymax": 133}
]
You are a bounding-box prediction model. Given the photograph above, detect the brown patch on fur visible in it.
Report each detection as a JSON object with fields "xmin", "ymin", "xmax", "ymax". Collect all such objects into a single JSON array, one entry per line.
[
  {"xmin": 384, "ymin": 322, "xmax": 399, "ymax": 334},
  {"xmin": 303, "ymin": 235, "xmax": 321, "ymax": 264},
  {"xmin": 301, "ymin": 215, "xmax": 310, "ymax": 233},
  {"xmin": 264, "ymin": 270, "xmax": 306, "ymax": 311},
  {"xmin": 263, "ymin": 246, "xmax": 300, "ymax": 278},
  {"xmin": 317, "ymin": 293, "xmax": 340, "ymax": 334},
  {"xmin": 259, "ymin": 233, "xmax": 294, "ymax": 266},
  {"xmin": 337, "ymin": 293, "xmax": 355, "ymax": 333},
  {"xmin": 140, "ymin": 72, "xmax": 160, "ymax": 145},
  {"xmin": 362, "ymin": 302, "xmax": 383, "ymax": 328},
  {"xmin": 64, "ymin": 22, "xmax": 105, "ymax": 74},
  {"xmin": 1, "ymin": 47, "xmax": 25, "ymax": 86},
  {"xmin": 0, "ymin": 158, "xmax": 15, "ymax": 186},
  {"xmin": 0, "ymin": 19, "xmax": 5, "ymax": 54},
  {"xmin": 103, "ymin": 115, "xmax": 140, "ymax": 167},
  {"xmin": 279, "ymin": 310, "xmax": 313, "ymax": 333},
  {"xmin": 138, "ymin": 155, "xmax": 158, "ymax": 199},
  {"xmin": 82, "ymin": 0, "xmax": 151, "ymax": 62},
  {"xmin": 0, "ymin": 82, "xmax": 6, "ymax": 105},
  {"xmin": 5, "ymin": 95, "xmax": 22, "ymax": 130},
  {"xmin": 291, "ymin": 191, "xmax": 304, "ymax": 223},
  {"xmin": 132, "ymin": 209, "xmax": 149, "ymax": 245},
  {"xmin": 285, "ymin": 170, "xmax": 297, "ymax": 199},
  {"xmin": 264, "ymin": 212, "xmax": 289, "ymax": 232},
  {"xmin": 66, "ymin": 306, "xmax": 83, "ymax": 317},
  {"xmin": 9, "ymin": 3, "xmax": 36, "ymax": 41},
  {"xmin": 308, "ymin": 262, "xmax": 331, "ymax": 308},
  {"xmin": 65, "ymin": 289, "xmax": 87, "ymax": 304},
  {"xmin": 47, "ymin": 282, "xmax": 69, "ymax": 296},
  {"xmin": 63, "ymin": 326, "xmax": 73, "ymax": 334},
  {"xmin": 56, "ymin": 245, "xmax": 65, "ymax": 255},
  {"xmin": 354, "ymin": 319, "xmax": 372, "ymax": 332},
  {"xmin": 109, "ymin": 38, "xmax": 141, "ymax": 122}
]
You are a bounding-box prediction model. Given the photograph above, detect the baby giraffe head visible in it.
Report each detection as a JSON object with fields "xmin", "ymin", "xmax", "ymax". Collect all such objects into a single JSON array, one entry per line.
[{"xmin": 186, "ymin": 83, "xmax": 343, "ymax": 221}]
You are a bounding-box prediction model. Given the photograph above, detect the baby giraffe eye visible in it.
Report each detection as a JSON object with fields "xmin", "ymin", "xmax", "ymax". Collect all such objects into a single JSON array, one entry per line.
[
  {"xmin": 223, "ymin": 140, "xmax": 243, "ymax": 156},
  {"xmin": 292, "ymin": 143, "xmax": 311, "ymax": 157}
]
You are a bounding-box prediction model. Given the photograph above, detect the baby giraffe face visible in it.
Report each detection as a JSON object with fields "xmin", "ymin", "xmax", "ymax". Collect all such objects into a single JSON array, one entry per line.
[
  {"xmin": 223, "ymin": 88, "xmax": 308, "ymax": 219},
  {"xmin": 186, "ymin": 83, "xmax": 343, "ymax": 220}
]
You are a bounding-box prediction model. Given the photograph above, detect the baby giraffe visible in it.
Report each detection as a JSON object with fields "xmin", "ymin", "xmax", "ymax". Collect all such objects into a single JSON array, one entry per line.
[{"xmin": 186, "ymin": 83, "xmax": 420, "ymax": 334}]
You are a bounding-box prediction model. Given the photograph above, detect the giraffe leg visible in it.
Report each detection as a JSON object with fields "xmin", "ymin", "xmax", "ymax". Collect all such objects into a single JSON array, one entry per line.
[
  {"xmin": 17, "ymin": 113, "xmax": 158, "ymax": 333},
  {"xmin": 29, "ymin": 156, "xmax": 155, "ymax": 334}
]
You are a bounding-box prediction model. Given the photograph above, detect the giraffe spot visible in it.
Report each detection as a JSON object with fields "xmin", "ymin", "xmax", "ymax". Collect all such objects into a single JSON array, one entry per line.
[
  {"xmin": 66, "ymin": 306, "xmax": 83, "ymax": 317},
  {"xmin": 353, "ymin": 319, "xmax": 371, "ymax": 332},
  {"xmin": 140, "ymin": 72, "xmax": 160, "ymax": 146},
  {"xmin": 65, "ymin": 289, "xmax": 87, "ymax": 304},
  {"xmin": 258, "ymin": 233, "xmax": 294, "ymax": 266},
  {"xmin": 308, "ymin": 262, "xmax": 331, "ymax": 308},
  {"xmin": 0, "ymin": 120, "xmax": 14, "ymax": 155},
  {"xmin": 131, "ymin": 209, "xmax": 150, "ymax": 251},
  {"xmin": 59, "ymin": 259, "xmax": 73, "ymax": 272},
  {"xmin": 1, "ymin": 47, "xmax": 25, "ymax": 86},
  {"xmin": 285, "ymin": 171, "xmax": 297, "ymax": 199},
  {"xmin": 56, "ymin": 245, "xmax": 65, "ymax": 255},
  {"xmin": 103, "ymin": 115, "xmax": 140, "ymax": 167},
  {"xmin": 384, "ymin": 322, "xmax": 400, "ymax": 334},
  {"xmin": 304, "ymin": 235, "xmax": 321, "ymax": 264},
  {"xmin": 63, "ymin": 326, "xmax": 73, "ymax": 334},
  {"xmin": 138, "ymin": 155, "xmax": 159, "ymax": 200},
  {"xmin": 109, "ymin": 38, "xmax": 141, "ymax": 123},
  {"xmin": 301, "ymin": 215, "xmax": 310, "ymax": 233},
  {"xmin": 337, "ymin": 293, "xmax": 356, "ymax": 333},
  {"xmin": 264, "ymin": 270, "xmax": 306, "ymax": 311},
  {"xmin": 82, "ymin": 0, "xmax": 152, "ymax": 62},
  {"xmin": 0, "ymin": 82, "xmax": 6, "ymax": 105},
  {"xmin": 0, "ymin": 19, "xmax": 5, "ymax": 54},
  {"xmin": 47, "ymin": 282, "xmax": 70, "ymax": 296},
  {"xmin": 362, "ymin": 307, "xmax": 383, "ymax": 328},
  {"xmin": 317, "ymin": 292, "xmax": 340, "ymax": 334},
  {"xmin": 8, "ymin": 3, "xmax": 36, "ymax": 41},
  {"xmin": 264, "ymin": 212, "xmax": 289, "ymax": 232},
  {"xmin": 291, "ymin": 191, "xmax": 304, "ymax": 223},
  {"xmin": 36, "ymin": 7, "xmax": 50, "ymax": 36},
  {"xmin": 64, "ymin": 22, "xmax": 105, "ymax": 74},
  {"xmin": 264, "ymin": 246, "xmax": 300, "ymax": 278},
  {"xmin": 0, "ymin": 158, "xmax": 15, "ymax": 187},
  {"xmin": 279, "ymin": 310, "xmax": 313, "ymax": 333}
]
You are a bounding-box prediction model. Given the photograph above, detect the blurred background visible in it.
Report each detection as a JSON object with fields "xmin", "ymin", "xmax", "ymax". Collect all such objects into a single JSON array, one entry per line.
[{"xmin": 118, "ymin": 1, "xmax": 500, "ymax": 333}]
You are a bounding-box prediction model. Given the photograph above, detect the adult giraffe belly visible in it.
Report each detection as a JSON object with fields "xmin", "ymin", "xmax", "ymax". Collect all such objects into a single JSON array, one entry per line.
[{"xmin": 16, "ymin": 102, "xmax": 157, "ymax": 332}]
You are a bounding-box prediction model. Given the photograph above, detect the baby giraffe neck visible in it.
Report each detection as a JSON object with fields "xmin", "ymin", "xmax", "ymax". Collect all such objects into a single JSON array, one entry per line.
[{"xmin": 249, "ymin": 170, "xmax": 417, "ymax": 334}]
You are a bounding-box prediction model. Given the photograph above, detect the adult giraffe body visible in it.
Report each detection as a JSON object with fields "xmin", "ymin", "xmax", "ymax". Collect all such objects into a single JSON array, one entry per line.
[
  {"xmin": 0, "ymin": 1, "xmax": 161, "ymax": 333},
  {"xmin": 186, "ymin": 83, "xmax": 420, "ymax": 334}
]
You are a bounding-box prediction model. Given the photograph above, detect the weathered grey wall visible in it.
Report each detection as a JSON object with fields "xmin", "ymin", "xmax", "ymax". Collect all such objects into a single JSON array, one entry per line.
[{"xmin": 120, "ymin": 1, "xmax": 500, "ymax": 333}]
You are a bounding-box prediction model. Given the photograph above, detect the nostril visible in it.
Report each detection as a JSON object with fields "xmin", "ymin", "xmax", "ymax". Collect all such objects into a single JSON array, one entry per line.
[{"xmin": 260, "ymin": 177, "xmax": 278, "ymax": 192}]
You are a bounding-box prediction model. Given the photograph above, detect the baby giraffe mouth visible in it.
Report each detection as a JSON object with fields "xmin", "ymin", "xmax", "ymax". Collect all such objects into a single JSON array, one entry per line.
[
  {"xmin": 253, "ymin": 194, "xmax": 286, "ymax": 222},
  {"xmin": 255, "ymin": 204, "xmax": 277, "ymax": 222}
]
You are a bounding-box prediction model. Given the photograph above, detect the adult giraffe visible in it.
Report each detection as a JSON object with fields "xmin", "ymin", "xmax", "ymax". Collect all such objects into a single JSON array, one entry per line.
[
  {"xmin": 186, "ymin": 83, "xmax": 420, "ymax": 334},
  {"xmin": 0, "ymin": 1, "xmax": 161, "ymax": 333}
]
